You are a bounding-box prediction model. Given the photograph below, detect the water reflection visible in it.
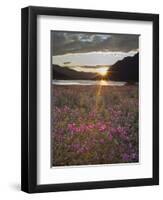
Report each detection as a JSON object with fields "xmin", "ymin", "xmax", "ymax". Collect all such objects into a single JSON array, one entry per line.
[
  {"xmin": 52, "ymin": 80, "xmax": 126, "ymax": 86},
  {"xmin": 99, "ymin": 80, "xmax": 108, "ymax": 86}
]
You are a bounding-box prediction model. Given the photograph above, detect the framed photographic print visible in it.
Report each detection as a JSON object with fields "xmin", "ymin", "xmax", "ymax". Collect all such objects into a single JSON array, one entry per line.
[{"xmin": 21, "ymin": 6, "xmax": 159, "ymax": 193}]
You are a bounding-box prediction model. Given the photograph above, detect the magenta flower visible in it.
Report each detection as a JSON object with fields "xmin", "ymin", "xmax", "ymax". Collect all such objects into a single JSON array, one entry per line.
[
  {"xmin": 87, "ymin": 124, "xmax": 94, "ymax": 129},
  {"xmin": 99, "ymin": 138, "xmax": 105, "ymax": 144},
  {"xmin": 98, "ymin": 124, "xmax": 107, "ymax": 132},
  {"xmin": 122, "ymin": 153, "xmax": 129, "ymax": 161},
  {"xmin": 108, "ymin": 134, "xmax": 113, "ymax": 141}
]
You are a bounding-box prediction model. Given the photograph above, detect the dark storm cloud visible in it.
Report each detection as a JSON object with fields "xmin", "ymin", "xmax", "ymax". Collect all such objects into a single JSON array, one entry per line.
[{"xmin": 51, "ymin": 31, "xmax": 139, "ymax": 56}]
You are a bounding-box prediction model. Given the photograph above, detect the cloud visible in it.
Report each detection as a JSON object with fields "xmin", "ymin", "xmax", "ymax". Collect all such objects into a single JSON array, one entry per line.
[{"xmin": 51, "ymin": 31, "xmax": 139, "ymax": 56}]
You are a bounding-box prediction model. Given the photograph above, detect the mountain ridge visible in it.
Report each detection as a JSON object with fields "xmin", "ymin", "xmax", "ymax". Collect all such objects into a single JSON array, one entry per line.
[{"xmin": 52, "ymin": 53, "xmax": 139, "ymax": 81}]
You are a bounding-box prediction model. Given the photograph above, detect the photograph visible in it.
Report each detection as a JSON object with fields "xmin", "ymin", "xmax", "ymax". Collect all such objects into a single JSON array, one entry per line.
[
  {"xmin": 51, "ymin": 31, "xmax": 139, "ymax": 167},
  {"xmin": 21, "ymin": 6, "xmax": 159, "ymax": 193}
]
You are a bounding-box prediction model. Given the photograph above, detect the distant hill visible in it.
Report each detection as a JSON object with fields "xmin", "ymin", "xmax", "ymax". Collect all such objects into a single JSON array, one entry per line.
[
  {"xmin": 108, "ymin": 53, "xmax": 139, "ymax": 81},
  {"xmin": 52, "ymin": 65, "xmax": 101, "ymax": 80},
  {"xmin": 52, "ymin": 53, "xmax": 139, "ymax": 81}
]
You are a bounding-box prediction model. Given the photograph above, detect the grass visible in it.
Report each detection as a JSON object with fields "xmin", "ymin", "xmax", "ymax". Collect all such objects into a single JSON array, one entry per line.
[{"xmin": 51, "ymin": 84, "xmax": 139, "ymax": 166}]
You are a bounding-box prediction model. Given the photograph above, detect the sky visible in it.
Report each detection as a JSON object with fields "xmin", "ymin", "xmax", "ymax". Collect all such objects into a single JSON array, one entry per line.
[{"xmin": 51, "ymin": 31, "xmax": 139, "ymax": 73}]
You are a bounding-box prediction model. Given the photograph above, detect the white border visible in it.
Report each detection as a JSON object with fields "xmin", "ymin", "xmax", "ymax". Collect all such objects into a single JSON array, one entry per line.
[{"xmin": 37, "ymin": 15, "xmax": 153, "ymax": 184}]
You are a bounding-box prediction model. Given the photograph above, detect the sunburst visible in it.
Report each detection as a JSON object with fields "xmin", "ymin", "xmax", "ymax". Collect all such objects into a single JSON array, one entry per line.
[{"xmin": 98, "ymin": 67, "xmax": 108, "ymax": 76}]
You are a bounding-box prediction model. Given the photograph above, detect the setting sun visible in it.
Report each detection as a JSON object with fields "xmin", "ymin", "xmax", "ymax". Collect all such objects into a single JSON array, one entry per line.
[{"xmin": 98, "ymin": 67, "xmax": 108, "ymax": 76}]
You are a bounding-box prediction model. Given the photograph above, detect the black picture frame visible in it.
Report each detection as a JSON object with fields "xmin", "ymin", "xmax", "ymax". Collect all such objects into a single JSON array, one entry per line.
[{"xmin": 21, "ymin": 6, "xmax": 159, "ymax": 193}]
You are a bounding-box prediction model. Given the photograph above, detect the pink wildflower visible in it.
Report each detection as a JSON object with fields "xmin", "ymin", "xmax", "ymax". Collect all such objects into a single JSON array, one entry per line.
[
  {"xmin": 108, "ymin": 133, "xmax": 113, "ymax": 141},
  {"xmin": 98, "ymin": 124, "xmax": 107, "ymax": 132},
  {"xmin": 99, "ymin": 138, "xmax": 105, "ymax": 144}
]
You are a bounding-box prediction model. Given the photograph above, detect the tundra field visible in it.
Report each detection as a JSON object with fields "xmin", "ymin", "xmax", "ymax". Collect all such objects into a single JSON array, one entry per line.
[{"xmin": 51, "ymin": 84, "xmax": 139, "ymax": 166}]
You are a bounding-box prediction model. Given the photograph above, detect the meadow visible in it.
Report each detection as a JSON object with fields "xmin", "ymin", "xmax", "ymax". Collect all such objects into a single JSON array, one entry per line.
[{"xmin": 51, "ymin": 84, "xmax": 139, "ymax": 166}]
